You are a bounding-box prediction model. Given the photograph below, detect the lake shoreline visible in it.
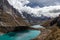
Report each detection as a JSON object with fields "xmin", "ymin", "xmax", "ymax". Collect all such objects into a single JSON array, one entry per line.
[{"xmin": 32, "ymin": 28, "xmax": 51, "ymax": 40}]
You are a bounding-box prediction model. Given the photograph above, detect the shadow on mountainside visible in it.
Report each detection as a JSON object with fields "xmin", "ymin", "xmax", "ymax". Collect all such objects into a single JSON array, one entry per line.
[{"xmin": 41, "ymin": 14, "xmax": 60, "ymax": 29}]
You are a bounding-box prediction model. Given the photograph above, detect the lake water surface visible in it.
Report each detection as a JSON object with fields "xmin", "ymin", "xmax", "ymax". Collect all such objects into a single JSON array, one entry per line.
[{"xmin": 0, "ymin": 25, "xmax": 42, "ymax": 40}]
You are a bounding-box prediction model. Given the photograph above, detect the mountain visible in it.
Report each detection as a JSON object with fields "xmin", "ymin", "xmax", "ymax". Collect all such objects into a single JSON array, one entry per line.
[
  {"xmin": 41, "ymin": 15, "xmax": 60, "ymax": 29},
  {"xmin": 22, "ymin": 11, "xmax": 51, "ymax": 25},
  {"xmin": 0, "ymin": 0, "xmax": 30, "ymax": 33},
  {"xmin": 33, "ymin": 15, "xmax": 60, "ymax": 40}
]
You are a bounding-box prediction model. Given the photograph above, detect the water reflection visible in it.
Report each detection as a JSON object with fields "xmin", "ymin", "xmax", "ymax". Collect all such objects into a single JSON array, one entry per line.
[{"xmin": 31, "ymin": 25, "xmax": 44, "ymax": 28}]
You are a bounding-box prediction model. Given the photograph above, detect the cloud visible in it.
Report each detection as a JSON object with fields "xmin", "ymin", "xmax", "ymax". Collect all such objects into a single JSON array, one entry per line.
[
  {"xmin": 7, "ymin": 0, "xmax": 60, "ymax": 18},
  {"xmin": 7, "ymin": 0, "xmax": 30, "ymax": 10},
  {"xmin": 28, "ymin": 0, "xmax": 60, "ymax": 7},
  {"xmin": 49, "ymin": 9, "xmax": 60, "ymax": 13},
  {"xmin": 19, "ymin": 5, "xmax": 60, "ymax": 18}
]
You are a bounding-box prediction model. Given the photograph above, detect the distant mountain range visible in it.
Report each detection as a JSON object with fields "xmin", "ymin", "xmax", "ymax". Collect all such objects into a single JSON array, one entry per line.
[{"xmin": 22, "ymin": 11, "xmax": 51, "ymax": 25}]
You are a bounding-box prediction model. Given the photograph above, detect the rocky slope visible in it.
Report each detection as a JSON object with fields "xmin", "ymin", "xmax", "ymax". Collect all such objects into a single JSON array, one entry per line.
[
  {"xmin": 0, "ymin": 0, "xmax": 30, "ymax": 33},
  {"xmin": 33, "ymin": 16, "xmax": 60, "ymax": 40}
]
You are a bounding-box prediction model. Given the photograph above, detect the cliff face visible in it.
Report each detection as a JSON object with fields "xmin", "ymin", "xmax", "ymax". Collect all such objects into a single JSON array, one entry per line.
[{"xmin": 0, "ymin": 0, "xmax": 30, "ymax": 33}]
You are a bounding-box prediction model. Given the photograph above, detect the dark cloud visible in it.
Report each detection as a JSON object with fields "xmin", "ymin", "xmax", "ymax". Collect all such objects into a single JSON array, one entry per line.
[
  {"xmin": 26, "ymin": 2, "xmax": 44, "ymax": 8},
  {"xmin": 28, "ymin": 0, "xmax": 60, "ymax": 7},
  {"xmin": 49, "ymin": 9, "xmax": 60, "ymax": 13}
]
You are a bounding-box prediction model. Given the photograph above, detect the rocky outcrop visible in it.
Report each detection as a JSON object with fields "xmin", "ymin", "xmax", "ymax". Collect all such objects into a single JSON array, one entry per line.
[
  {"xmin": 41, "ymin": 15, "xmax": 60, "ymax": 28},
  {"xmin": 0, "ymin": 0, "xmax": 30, "ymax": 33}
]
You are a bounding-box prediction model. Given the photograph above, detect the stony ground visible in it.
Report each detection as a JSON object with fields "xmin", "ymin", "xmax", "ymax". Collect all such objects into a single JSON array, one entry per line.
[
  {"xmin": 33, "ymin": 26, "xmax": 60, "ymax": 40},
  {"xmin": 33, "ymin": 19, "xmax": 60, "ymax": 40}
]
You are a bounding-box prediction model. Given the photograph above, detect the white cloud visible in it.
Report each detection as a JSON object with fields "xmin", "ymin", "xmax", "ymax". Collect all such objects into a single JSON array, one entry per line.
[
  {"xmin": 7, "ymin": 0, "xmax": 60, "ymax": 18},
  {"xmin": 7, "ymin": 0, "xmax": 29, "ymax": 10}
]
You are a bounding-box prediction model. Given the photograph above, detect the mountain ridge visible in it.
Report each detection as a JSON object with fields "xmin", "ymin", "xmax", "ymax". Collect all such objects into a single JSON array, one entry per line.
[{"xmin": 0, "ymin": 0, "xmax": 30, "ymax": 33}]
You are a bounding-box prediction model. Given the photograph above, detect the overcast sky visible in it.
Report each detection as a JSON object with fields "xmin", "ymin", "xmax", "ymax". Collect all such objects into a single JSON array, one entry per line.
[
  {"xmin": 28, "ymin": 0, "xmax": 60, "ymax": 7},
  {"xmin": 7, "ymin": 0, "xmax": 60, "ymax": 18}
]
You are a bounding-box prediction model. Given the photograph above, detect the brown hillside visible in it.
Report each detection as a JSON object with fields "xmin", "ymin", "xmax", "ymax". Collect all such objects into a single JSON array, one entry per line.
[{"xmin": 0, "ymin": 0, "xmax": 30, "ymax": 33}]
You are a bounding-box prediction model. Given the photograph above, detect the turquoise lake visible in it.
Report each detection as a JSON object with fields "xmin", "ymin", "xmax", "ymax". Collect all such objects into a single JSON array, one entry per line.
[{"xmin": 0, "ymin": 25, "xmax": 42, "ymax": 40}]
